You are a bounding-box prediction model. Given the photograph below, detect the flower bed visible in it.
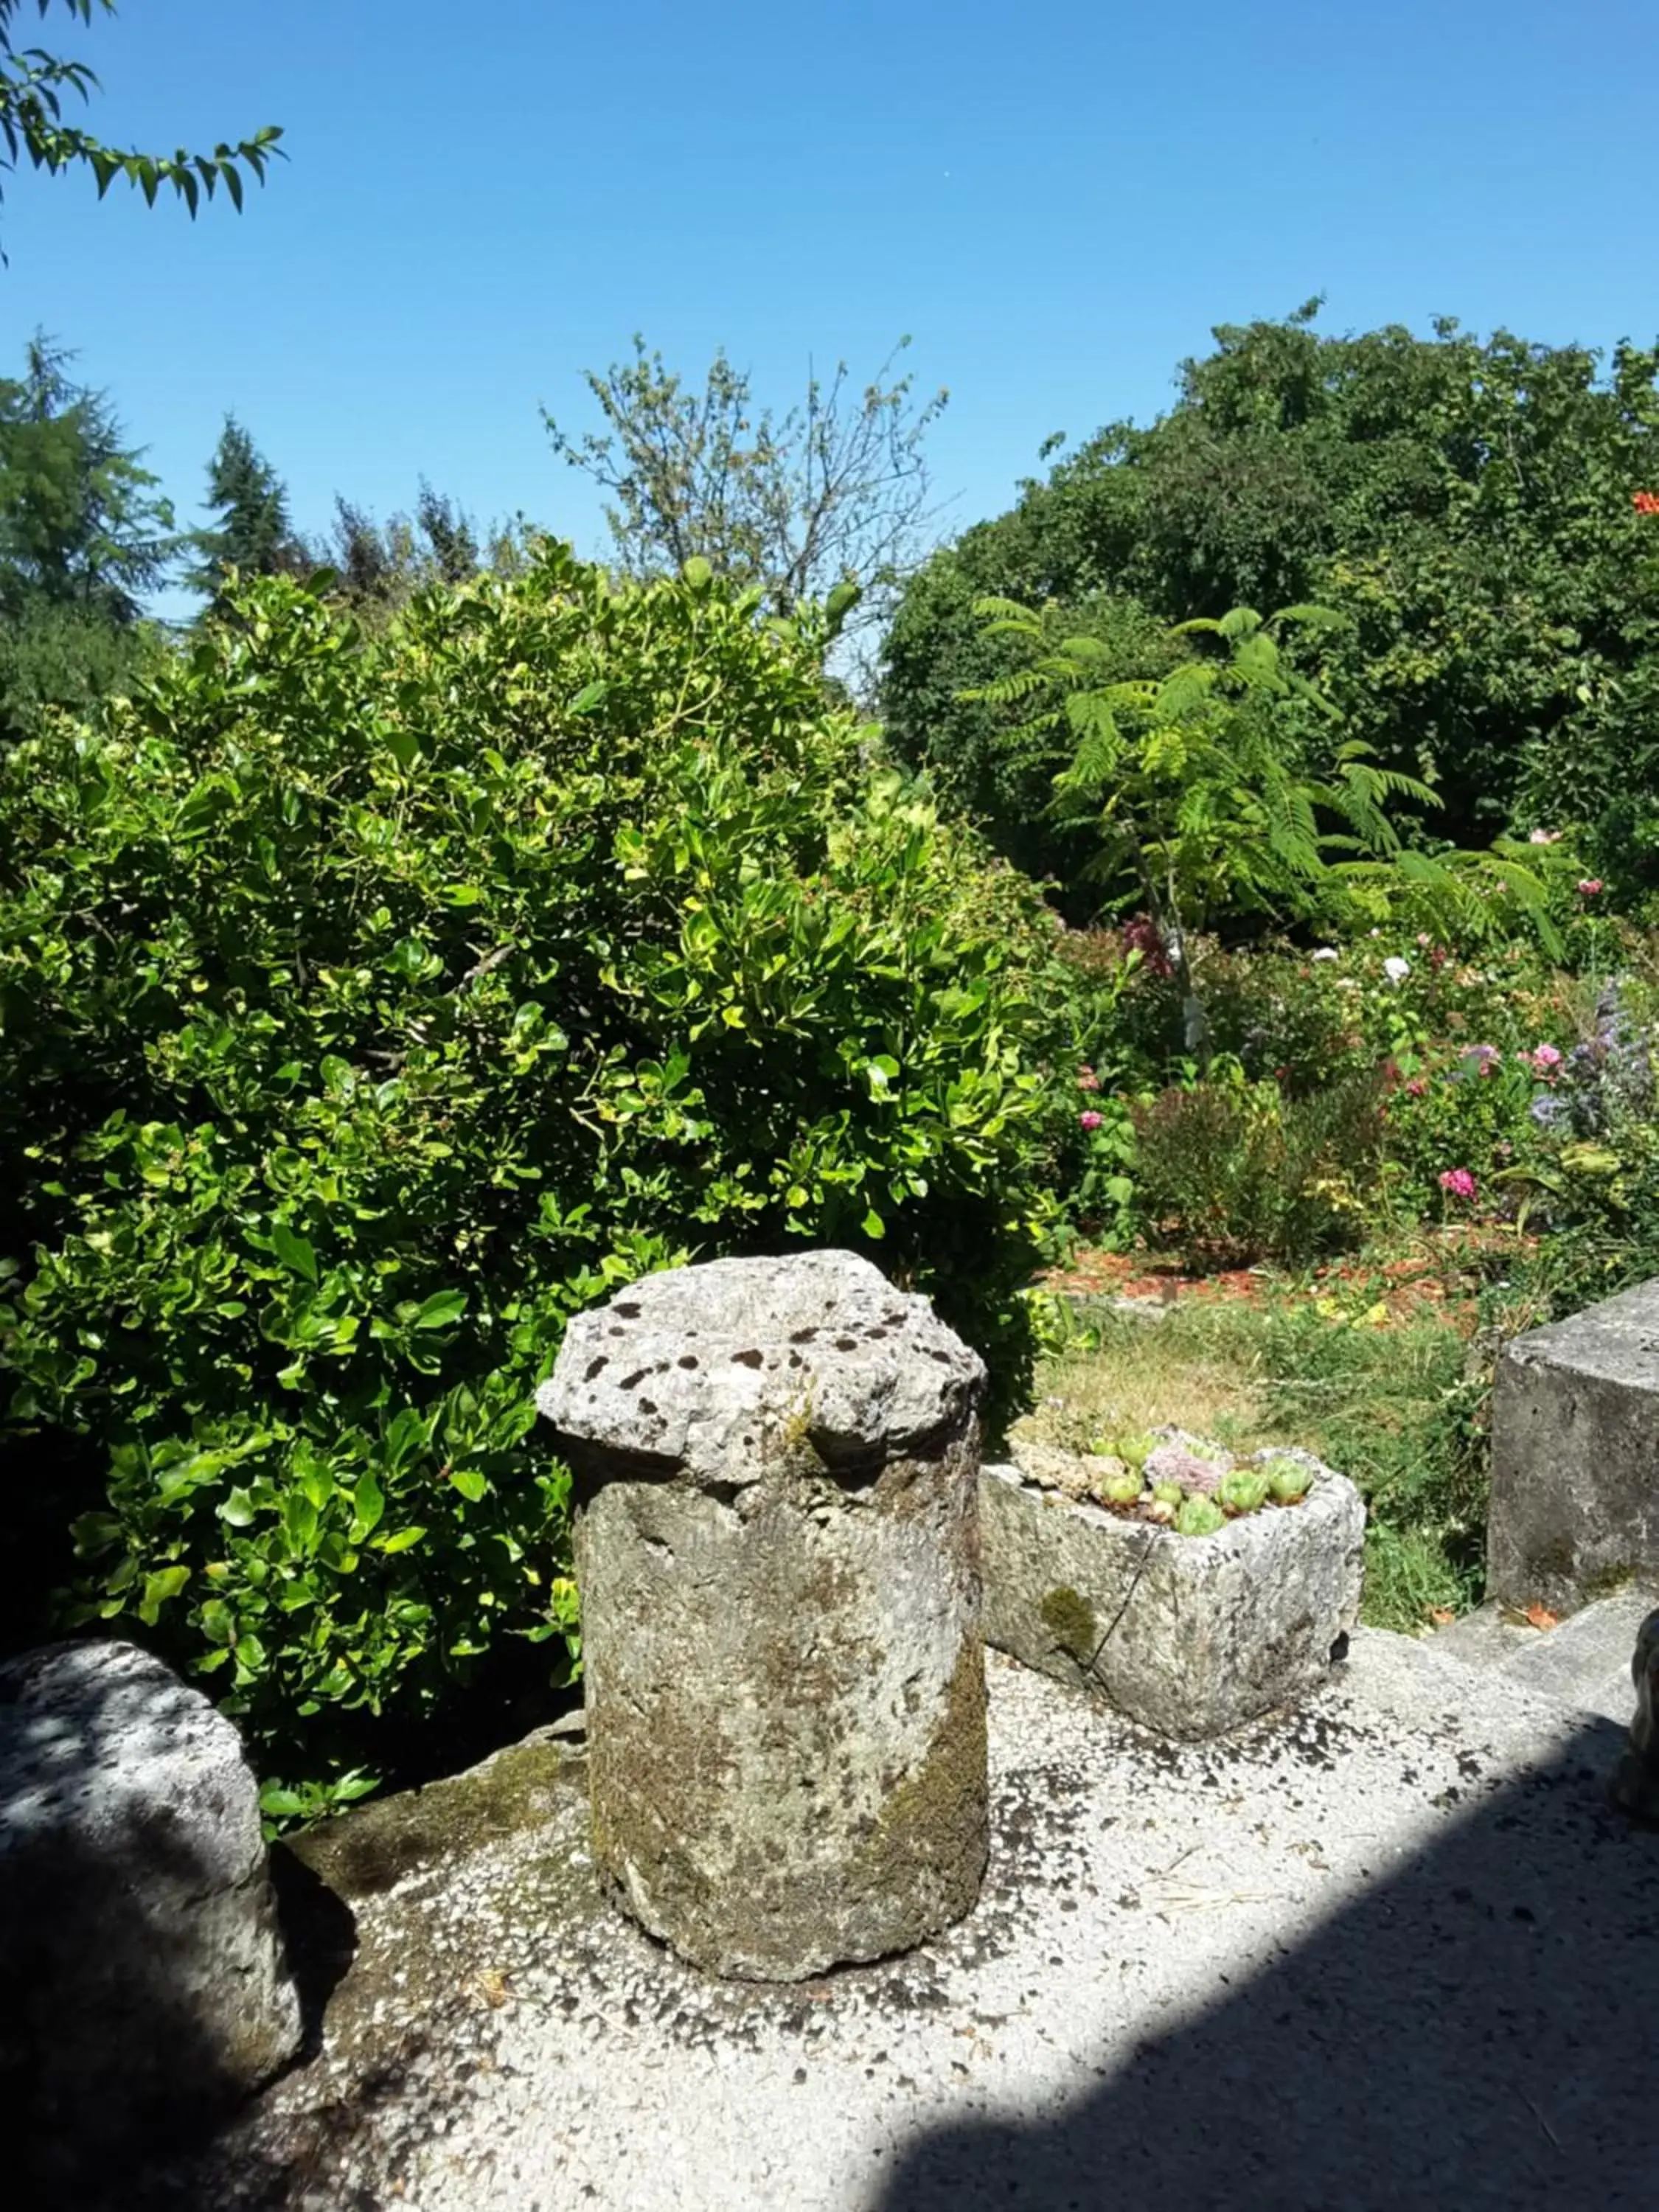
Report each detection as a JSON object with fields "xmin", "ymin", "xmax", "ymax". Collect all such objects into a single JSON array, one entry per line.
[{"xmin": 979, "ymin": 1432, "xmax": 1366, "ymax": 1739}]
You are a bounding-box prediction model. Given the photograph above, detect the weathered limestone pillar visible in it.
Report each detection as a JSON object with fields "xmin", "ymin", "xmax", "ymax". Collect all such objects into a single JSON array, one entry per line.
[
  {"xmin": 1613, "ymin": 1607, "xmax": 1659, "ymax": 1820},
  {"xmin": 1489, "ymin": 1279, "xmax": 1659, "ymax": 1613},
  {"xmin": 0, "ymin": 1639, "xmax": 302, "ymax": 2187},
  {"xmin": 536, "ymin": 1249, "xmax": 989, "ymax": 1981}
]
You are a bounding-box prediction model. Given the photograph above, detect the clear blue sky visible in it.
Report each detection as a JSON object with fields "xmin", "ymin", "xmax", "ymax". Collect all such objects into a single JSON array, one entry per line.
[{"xmin": 7, "ymin": 0, "xmax": 1658, "ymax": 594}]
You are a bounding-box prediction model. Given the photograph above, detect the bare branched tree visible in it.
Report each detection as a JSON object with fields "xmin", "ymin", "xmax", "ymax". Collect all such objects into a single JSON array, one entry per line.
[{"xmin": 543, "ymin": 334, "xmax": 949, "ymax": 663}]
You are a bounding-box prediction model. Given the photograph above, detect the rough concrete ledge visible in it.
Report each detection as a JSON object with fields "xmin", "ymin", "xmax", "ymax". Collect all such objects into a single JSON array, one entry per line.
[{"xmin": 132, "ymin": 1637, "xmax": 1651, "ymax": 2212}]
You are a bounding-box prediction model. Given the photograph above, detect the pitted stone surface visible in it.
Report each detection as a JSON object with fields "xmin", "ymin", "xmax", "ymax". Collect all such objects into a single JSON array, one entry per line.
[
  {"xmin": 0, "ymin": 1638, "xmax": 301, "ymax": 2186},
  {"xmin": 536, "ymin": 1249, "xmax": 986, "ymax": 1481},
  {"xmin": 536, "ymin": 1252, "xmax": 990, "ymax": 1980},
  {"xmin": 979, "ymin": 1447, "xmax": 1365, "ymax": 1737}
]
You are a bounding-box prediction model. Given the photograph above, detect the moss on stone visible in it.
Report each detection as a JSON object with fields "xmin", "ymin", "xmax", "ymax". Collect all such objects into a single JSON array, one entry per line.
[
  {"xmin": 858, "ymin": 1633, "xmax": 988, "ymax": 1916},
  {"xmin": 291, "ymin": 1735, "xmax": 583, "ymax": 1901},
  {"xmin": 1039, "ymin": 1585, "xmax": 1099, "ymax": 1663}
]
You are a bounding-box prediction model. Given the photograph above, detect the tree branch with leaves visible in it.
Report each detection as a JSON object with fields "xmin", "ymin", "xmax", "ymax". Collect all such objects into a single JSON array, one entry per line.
[{"xmin": 0, "ymin": 0, "xmax": 282, "ymax": 255}]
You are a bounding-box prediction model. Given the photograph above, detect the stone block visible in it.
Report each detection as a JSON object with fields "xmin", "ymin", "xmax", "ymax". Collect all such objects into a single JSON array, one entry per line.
[
  {"xmin": 979, "ymin": 1451, "xmax": 1365, "ymax": 1738},
  {"xmin": 537, "ymin": 1249, "xmax": 989, "ymax": 1982},
  {"xmin": 0, "ymin": 1638, "xmax": 302, "ymax": 2187},
  {"xmin": 1489, "ymin": 1279, "xmax": 1659, "ymax": 1613}
]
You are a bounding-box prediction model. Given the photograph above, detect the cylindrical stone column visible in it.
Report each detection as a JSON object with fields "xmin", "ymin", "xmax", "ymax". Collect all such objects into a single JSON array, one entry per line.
[{"xmin": 536, "ymin": 1248, "xmax": 989, "ymax": 1981}]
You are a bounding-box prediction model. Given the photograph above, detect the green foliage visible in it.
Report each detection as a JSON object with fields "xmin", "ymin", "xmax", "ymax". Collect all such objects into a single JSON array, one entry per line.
[
  {"xmin": 0, "ymin": 546, "xmax": 1071, "ymax": 1783},
  {"xmin": 880, "ymin": 563, "xmax": 1178, "ymax": 891},
  {"xmin": 976, "ymin": 596, "xmax": 1435, "ymax": 1057},
  {"xmin": 1129, "ymin": 1071, "xmax": 1385, "ymax": 1268},
  {"xmin": 0, "ymin": 334, "xmax": 177, "ymax": 624},
  {"xmin": 303, "ymin": 487, "xmax": 532, "ymax": 629},
  {"xmin": 1249, "ymin": 1302, "xmax": 1488, "ymax": 1630},
  {"xmin": 0, "ymin": 1, "xmax": 280, "ymax": 253},
  {"xmin": 882, "ymin": 306, "xmax": 1659, "ymax": 870},
  {"xmin": 0, "ymin": 593, "xmax": 163, "ymax": 737}
]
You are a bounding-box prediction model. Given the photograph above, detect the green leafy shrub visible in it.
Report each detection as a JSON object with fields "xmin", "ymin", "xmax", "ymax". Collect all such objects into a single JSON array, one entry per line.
[
  {"xmin": 0, "ymin": 548, "xmax": 1071, "ymax": 1787},
  {"xmin": 1129, "ymin": 1071, "xmax": 1385, "ymax": 1267}
]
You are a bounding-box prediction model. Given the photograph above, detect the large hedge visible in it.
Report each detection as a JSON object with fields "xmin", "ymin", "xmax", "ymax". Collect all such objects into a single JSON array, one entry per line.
[{"xmin": 0, "ymin": 547, "xmax": 1071, "ymax": 1788}]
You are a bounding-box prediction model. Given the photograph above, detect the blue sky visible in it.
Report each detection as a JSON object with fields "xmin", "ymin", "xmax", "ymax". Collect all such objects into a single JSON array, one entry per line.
[{"xmin": 7, "ymin": 0, "xmax": 1658, "ymax": 597}]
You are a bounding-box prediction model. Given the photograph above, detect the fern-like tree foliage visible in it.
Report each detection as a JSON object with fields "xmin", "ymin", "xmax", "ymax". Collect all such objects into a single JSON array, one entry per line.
[
  {"xmin": 0, "ymin": 1, "xmax": 282, "ymax": 256},
  {"xmin": 966, "ymin": 598, "xmax": 1565, "ymax": 1057}
]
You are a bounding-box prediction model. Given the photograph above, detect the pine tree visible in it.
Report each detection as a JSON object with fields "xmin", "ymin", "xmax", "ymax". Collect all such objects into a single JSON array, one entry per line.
[
  {"xmin": 0, "ymin": 333, "xmax": 173, "ymax": 734},
  {"xmin": 0, "ymin": 333, "xmax": 176, "ymax": 621},
  {"xmin": 191, "ymin": 417, "xmax": 302, "ymax": 601}
]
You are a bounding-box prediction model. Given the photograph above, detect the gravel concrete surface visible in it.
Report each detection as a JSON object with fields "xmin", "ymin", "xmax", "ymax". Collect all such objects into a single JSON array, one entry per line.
[{"xmin": 136, "ymin": 1629, "xmax": 1655, "ymax": 2212}]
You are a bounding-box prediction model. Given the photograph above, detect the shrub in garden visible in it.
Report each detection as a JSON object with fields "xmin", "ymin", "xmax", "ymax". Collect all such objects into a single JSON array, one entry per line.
[
  {"xmin": 0, "ymin": 549, "xmax": 1072, "ymax": 1792},
  {"xmin": 1129, "ymin": 1071, "xmax": 1385, "ymax": 1267}
]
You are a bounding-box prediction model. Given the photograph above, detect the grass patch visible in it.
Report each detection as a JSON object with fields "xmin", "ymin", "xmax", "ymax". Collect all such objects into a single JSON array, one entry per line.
[{"xmin": 1022, "ymin": 1287, "xmax": 1490, "ymax": 1632}]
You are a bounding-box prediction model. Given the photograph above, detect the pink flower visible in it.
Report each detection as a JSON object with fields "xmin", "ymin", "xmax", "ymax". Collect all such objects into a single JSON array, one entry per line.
[
  {"xmin": 1405, "ymin": 1077, "xmax": 1428, "ymax": 1098},
  {"xmin": 1077, "ymin": 1067, "xmax": 1101, "ymax": 1092},
  {"xmin": 1529, "ymin": 1043, "xmax": 1563, "ymax": 1077},
  {"xmin": 1079, "ymin": 1109, "xmax": 1104, "ymax": 1131},
  {"xmin": 1439, "ymin": 1168, "xmax": 1478, "ymax": 1202},
  {"xmin": 1577, "ymin": 878, "xmax": 1603, "ymax": 897}
]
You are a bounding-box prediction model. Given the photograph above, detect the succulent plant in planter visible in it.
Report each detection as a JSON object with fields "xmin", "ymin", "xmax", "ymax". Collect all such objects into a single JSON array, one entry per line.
[
  {"xmin": 1264, "ymin": 1456, "xmax": 1313, "ymax": 1504},
  {"xmin": 1175, "ymin": 1495, "xmax": 1228, "ymax": 1537},
  {"xmin": 1143, "ymin": 1442, "xmax": 1227, "ymax": 1496},
  {"xmin": 1010, "ymin": 1427, "xmax": 1328, "ymax": 1536},
  {"xmin": 980, "ymin": 1438, "xmax": 1367, "ymax": 1739},
  {"xmin": 1217, "ymin": 1468, "xmax": 1272, "ymax": 1517}
]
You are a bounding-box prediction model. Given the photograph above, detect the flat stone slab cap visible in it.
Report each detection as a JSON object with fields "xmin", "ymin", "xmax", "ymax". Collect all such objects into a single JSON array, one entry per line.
[{"xmin": 536, "ymin": 1250, "xmax": 986, "ymax": 1480}]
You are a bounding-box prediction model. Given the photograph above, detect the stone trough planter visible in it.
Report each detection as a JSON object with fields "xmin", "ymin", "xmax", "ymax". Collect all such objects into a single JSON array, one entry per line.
[{"xmin": 979, "ymin": 1441, "xmax": 1365, "ymax": 1739}]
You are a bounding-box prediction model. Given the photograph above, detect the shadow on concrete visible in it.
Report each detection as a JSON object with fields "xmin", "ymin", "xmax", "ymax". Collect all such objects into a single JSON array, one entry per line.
[{"xmin": 874, "ymin": 1715, "xmax": 1657, "ymax": 2212}]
